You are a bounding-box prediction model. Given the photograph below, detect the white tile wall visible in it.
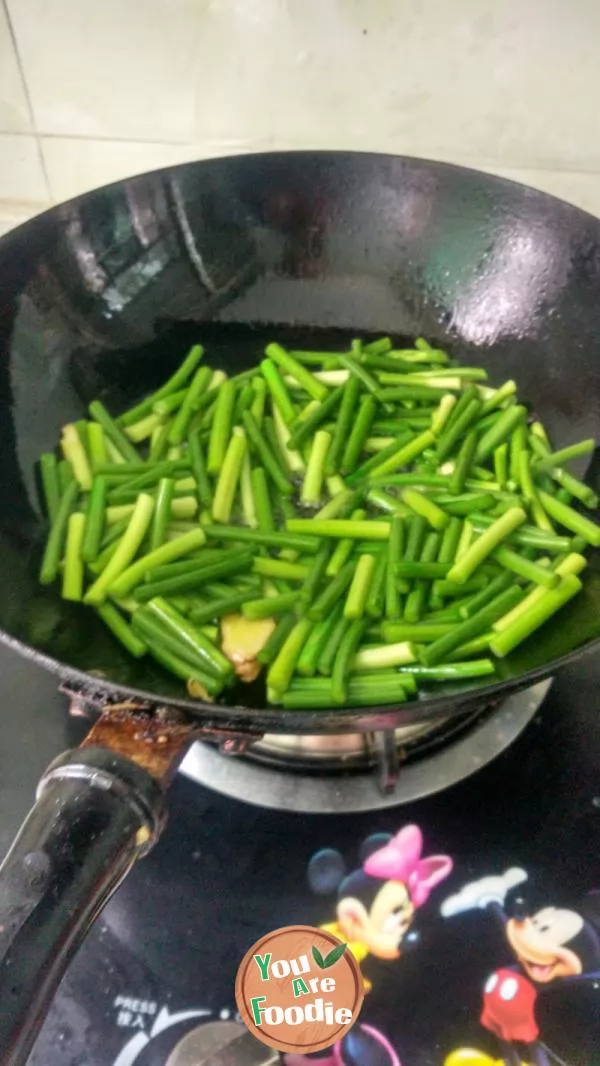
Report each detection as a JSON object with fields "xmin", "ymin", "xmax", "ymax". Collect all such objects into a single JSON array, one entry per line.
[
  {"xmin": 2, "ymin": 0, "xmax": 600, "ymax": 229},
  {"xmin": 6, "ymin": 0, "xmax": 202, "ymax": 143},
  {"xmin": 0, "ymin": 0, "xmax": 31, "ymax": 132},
  {"xmin": 39, "ymin": 137, "xmax": 251, "ymax": 204},
  {"xmin": 0, "ymin": 133, "xmax": 48, "ymax": 203}
]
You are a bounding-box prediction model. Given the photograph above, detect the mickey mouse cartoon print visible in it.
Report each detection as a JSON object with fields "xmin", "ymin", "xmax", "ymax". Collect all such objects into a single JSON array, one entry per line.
[
  {"xmin": 441, "ymin": 870, "xmax": 600, "ymax": 1066},
  {"xmin": 309, "ymin": 825, "xmax": 453, "ymax": 988}
]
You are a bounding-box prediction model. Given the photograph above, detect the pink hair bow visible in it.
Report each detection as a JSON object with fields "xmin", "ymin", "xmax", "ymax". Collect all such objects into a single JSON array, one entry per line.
[{"xmin": 363, "ymin": 825, "xmax": 453, "ymax": 908}]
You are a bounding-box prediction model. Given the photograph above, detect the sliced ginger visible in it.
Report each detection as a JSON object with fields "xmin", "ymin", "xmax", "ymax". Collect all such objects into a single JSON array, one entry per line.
[{"xmin": 220, "ymin": 613, "xmax": 275, "ymax": 682}]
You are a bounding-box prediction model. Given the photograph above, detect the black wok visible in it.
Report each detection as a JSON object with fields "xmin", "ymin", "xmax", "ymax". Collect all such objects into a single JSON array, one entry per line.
[{"xmin": 1, "ymin": 151, "xmax": 600, "ymax": 1064}]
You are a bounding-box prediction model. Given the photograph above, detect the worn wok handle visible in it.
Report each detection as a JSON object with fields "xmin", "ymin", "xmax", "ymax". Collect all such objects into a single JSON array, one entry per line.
[{"xmin": 0, "ymin": 744, "xmax": 167, "ymax": 1066}]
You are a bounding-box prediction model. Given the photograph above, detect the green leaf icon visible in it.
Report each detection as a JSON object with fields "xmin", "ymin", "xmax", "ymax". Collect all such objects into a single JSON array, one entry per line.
[
  {"xmin": 323, "ymin": 943, "xmax": 348, "ymax": 968},
  {"xmin": 312, "ymin": 945, "xmax": 326, "ymax": 969}
]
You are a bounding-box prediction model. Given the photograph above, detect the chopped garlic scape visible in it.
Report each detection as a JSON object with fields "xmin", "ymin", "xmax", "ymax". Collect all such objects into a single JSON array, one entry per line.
[{"xmin": 220, "ymin": 613, "xmax": 275, "ymax": 682}]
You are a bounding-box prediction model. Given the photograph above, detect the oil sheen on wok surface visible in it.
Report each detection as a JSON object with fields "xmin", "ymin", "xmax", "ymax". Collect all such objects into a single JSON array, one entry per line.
[{"xmin": 1, "ymin": 152, "xmax": 600, "ymax": 716}]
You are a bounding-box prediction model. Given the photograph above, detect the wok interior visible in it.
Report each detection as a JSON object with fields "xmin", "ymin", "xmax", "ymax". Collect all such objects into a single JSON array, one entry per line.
[{"xmin": 1, "ymin": 151, "xmax": 600, "ymax": 728}]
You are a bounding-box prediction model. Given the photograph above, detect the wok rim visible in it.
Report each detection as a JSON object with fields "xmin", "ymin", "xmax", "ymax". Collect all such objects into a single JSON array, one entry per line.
[
  {"xmin": 2, "ymin": 147, "xmax": 599, "ymax": 248},
  {"xmin": 1, "ymin": 623, "xmax": 597, "ymax": 735}
]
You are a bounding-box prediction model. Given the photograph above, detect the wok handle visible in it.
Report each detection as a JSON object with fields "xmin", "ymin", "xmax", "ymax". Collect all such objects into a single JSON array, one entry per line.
[{"xmin": 0, "ymin": 744, "xmax": 166, "ymax": 1066}]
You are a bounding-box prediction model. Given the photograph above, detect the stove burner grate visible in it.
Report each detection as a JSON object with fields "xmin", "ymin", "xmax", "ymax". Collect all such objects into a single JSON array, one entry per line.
[
  {"xmin": 243, "ymin": 704, "xmax": 496, "ymax": 775},
  {"xmin": 180, "ymin": 681, "xmax": 551, "ymax": 813}
]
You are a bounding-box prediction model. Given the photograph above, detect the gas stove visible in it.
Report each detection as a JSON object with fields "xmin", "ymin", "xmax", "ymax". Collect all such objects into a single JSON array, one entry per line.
[
  {"xmin": 179, "ymin": 682, "xmax": 549, "ymax": 812},
  {"xmin": 2, "ymin": 644, "xmax": 600, "ymax": 1066}
]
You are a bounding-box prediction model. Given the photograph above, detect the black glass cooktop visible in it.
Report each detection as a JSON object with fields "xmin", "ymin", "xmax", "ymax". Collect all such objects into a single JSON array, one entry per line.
[{"xmin": 1, "ymin": 645, "xmax": 599, "ymax": 1066}]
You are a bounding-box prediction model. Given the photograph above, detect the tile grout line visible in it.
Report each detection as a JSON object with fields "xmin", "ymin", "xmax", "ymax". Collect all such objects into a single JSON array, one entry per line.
[
  {"xmin": 1, "ymin": 127, "xmax": 600, "ymax": 182},
  {"xmin": 0, "ymin": 127, "xmax": 264, "ymax": 151},
  {"xmin": 2, "ymin": 0, "xmax": 53, "ymax": 202}
]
